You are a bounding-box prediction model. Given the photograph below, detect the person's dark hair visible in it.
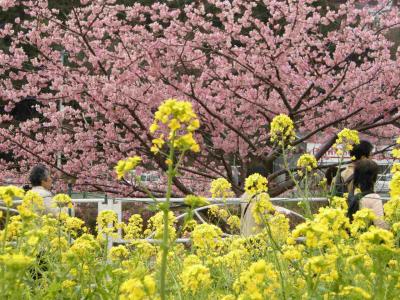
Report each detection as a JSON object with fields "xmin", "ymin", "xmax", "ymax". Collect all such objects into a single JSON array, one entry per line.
[
  {"xmin": 353, "ymin": 159, "xmax": 379, "ymax": 193},
  {"xmin": 325, "ymin": 166, "xmax": 339, "ymax": 186},
  {"xmin": 348, "ymin": 159, "xmax": 379, "ymax": 221},
  {"xmin": 349, "ymin": 140, "xmax": 373, "ymax": 160},
  {"xmin": 246, "ymin": 165, "xmax": 268, "ymax": 178},
  {"xmin": 29, "ymin": 164, "xmax": 49, "ymax": 187}
]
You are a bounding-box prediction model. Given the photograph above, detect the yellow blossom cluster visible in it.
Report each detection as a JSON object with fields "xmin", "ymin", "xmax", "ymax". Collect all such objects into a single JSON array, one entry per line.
[
  {"xmin": 251, "ymin": 192, "xmax": 275, "ymax": 225},
  {"xmin": 0, "ymin": 253, "xmax": 35, "ymax": 270},
  {"xmin": 270, "ymin": 114, "xmax": 296, "ymax": 146},
  {"xmin": 109, "ymin": 245, "xmax": 129, "ymax": 261},
  {"xmin": 0, "ymin": 186, "xmax": 24, "ymax": 207},
  {"xmin": 384, "ymin": 195, "xmax": 400, "ymax": 224},
  {"xmin": 244, "ymin": 173, "xmax": 268, "ymax": 196},
  {"xmin": 227, "ymin": 215, "xmax": 241, "ymax": 230},
  {"xmin": 52, "ymin": 193, "xmax": 73, "ymax": 208},
  {"xmin": 184, "ymin": 194, "xmax": 209, "ymax": 207},
  {"xmin": 210, "ymin": 178, "xmax": 234, "ymax": 199},
  {"xmin": 115, "ymin": 156, "xmax": 142, "ymax": 180},
  {"xmin": 389, "ymin": 171, "xmax": 400, "ymax": 199},
  {"xmin": 119, "ymin": 275, "xmax": 156, "ymax": 300},
  {"xmin": 145, "ymin": 211, "xmax": 176, "ymax": 240},
  {"xmin": 150, "ymin": 99, "xmax": 200, "ymax": 154},
  {"xmin": 233, "ymin": 259, "xmax": 279, "ymax": 299},
  {"xmin": 329, "ymin": 196, "xmax": 348, "ymax": 210},
  {"xmin": 350, "ymin": 208, "xmax": 376, "ymax": 236},
  {"xmin": 123, "ymin": 214, "xmax": 143, "ymax": 240},
  {"xmin": 97, "ymin": 210, "xmax": 118, "ymax": 236},
  {"xmin": 297, "ymin": 153, "xmax": 318, "ymax": 174},
  {"xmin": 334, "ymin": 128, "xmax": 360, "ymax": 156},
  {"xmin": 180, "ymin": 261, "xmax": 212, "ymax": 294},
  {"xmin": 291, "ymin": 207, "xmax": 350, "ymax": 248},
  {"xmin": 392, "ymin": 137, "xmax": 400, "ymax": 159},
  {"xmin": 191, "ymin": 223, "xmax": 223, "ymax": 254}
]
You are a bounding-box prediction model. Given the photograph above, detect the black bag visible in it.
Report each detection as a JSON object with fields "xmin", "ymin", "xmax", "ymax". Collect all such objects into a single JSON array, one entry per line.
[{"xmin": 331, "ymin": 171, "xmax": 353, "ymax": 197}]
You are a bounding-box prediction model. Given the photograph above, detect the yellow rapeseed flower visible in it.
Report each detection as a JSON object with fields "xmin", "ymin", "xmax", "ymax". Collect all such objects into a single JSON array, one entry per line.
[
  {"xmin": 184, "ymin": 195, "xmax": 209, "ymax": 207},
  {"xmin": 244, "ymin": 173, "xmax": 268, "ymax": 196},
  {"xmin": 180, "ymin": 264, "xmax": 212, "ymax": 294},
  {"xmin": 210, "ymin": 178, "xmax": 234, "ymax": 199},
  {"xmin": 0, "ymin": 186, "xmax": 25, "ymax": 207},
  {"xmin": 53, "ymin": 193, "xmax": 73, "ymax": 208},
  {"xmin": 297, "ymin": 153, "xmax": 318, "ymax": 172},
  {"xmin": 270, "ymin": 114, "xmax": 296, "ymax": 146},
  {"xmin": 115, "ymin": 156, "xmax": 142, "ymax": 180},
  {"xmin": 192, "ymin": 223, "xmax": 223, "ymax": 254},
  {"xmin": 334, "ymin": 128, "xmax": 360, "ymax": 155},
  {"xmin": 0, "ymin": 253, "xmax": 35, "ymax": 270},
  {"xmin": 150, "ymin": 99, "xmax": 200, "ymax": 154},
  {"xmin": 109, "ymin": 245, "xmax": 129, "ymax": 261},
  {"xmin": 234, "ymin": 259, "xmax": 279, "ymax": 299},
  {"xmin": 389, "ymin": 171, "xmax": 400, "ymax": 199}
]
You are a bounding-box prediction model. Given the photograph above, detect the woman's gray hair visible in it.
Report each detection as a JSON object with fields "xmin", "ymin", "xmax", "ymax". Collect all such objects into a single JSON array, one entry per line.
[{"xmin": 29, "ymin": 164, "xmax": 49, "ymax": 186}]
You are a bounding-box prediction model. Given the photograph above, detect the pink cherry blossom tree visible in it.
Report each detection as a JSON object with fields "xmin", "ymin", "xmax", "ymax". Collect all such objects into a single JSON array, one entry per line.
[{"xmin": 0, "ymin": 0, "xmax": 399, "ymax": 196}]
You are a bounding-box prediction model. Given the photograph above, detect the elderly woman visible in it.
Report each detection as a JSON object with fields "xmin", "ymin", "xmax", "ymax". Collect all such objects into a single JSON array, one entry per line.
[{"xmin": 29, "ymin": 164, "xmax": 57, "ymax": 215}]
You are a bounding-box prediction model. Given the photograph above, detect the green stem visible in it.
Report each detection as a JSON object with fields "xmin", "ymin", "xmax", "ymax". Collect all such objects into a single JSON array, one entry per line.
[
  {"xmin": 303, "ymin": 171, "xmax": 312, "ymax": 218},
  {"xmin": 160, "ymin": 141, "xmax": 175, "ymax": 300},
  {"xmin": 1, "ymin": 208, "xmax": 10, "ymax": 253},
  {"xmin": 264, "ymin": 221, "xmax": 287, "ymax": 300},
  {"xmin": 281, "ymin": 146, "xmax": 312, "ymax": 219}
]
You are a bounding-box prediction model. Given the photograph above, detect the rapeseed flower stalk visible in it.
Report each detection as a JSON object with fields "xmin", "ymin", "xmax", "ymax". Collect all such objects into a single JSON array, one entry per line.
[
  {"xmin": 270, "ymin": 114, "xmax": 296, "ymax": 146},
  {"xmin": 145, "ymin": 99, "xmax": 201, "ymax": 299}
]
